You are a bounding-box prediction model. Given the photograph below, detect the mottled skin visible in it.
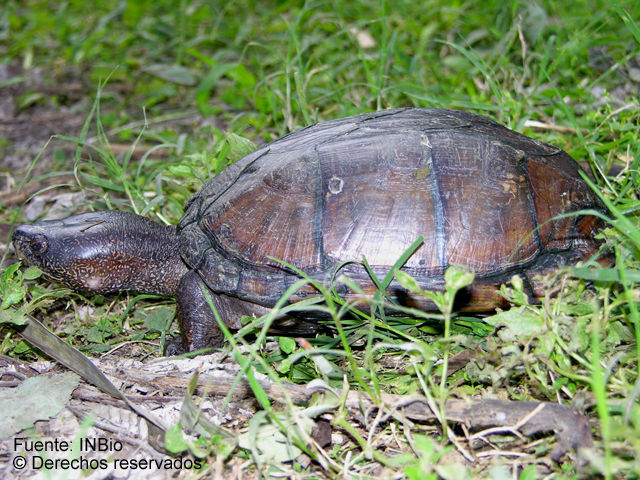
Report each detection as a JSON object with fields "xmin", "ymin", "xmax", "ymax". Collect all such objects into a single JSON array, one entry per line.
[
  {"xmin": 13, "ymin": 108, "xmax": 607, "ymax": 354},
  {"xmin": 13, "ymin": 212, "xmax": 187, "ymax": 295}
]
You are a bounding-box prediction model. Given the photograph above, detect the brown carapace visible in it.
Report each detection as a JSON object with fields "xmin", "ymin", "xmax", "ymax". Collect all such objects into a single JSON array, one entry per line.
[{"xmin": 13, "ymin": 108, "xmax": 607, "ymax": 353}]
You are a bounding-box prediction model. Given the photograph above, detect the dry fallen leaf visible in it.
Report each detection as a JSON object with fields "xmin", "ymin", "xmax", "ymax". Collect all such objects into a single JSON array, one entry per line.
[{"xmin": 349, "ymin": 28, "xmax": 376, "ymax": 48}]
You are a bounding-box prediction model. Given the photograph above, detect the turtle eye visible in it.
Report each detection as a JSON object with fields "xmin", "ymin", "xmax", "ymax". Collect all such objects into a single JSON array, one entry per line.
[{"xmin": 29, "ymin": 234, "xmax": 49, "ymax": 256}]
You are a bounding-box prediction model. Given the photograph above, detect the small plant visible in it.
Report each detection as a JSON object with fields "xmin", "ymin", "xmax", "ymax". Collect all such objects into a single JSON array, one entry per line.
[
  {"xmin": 0, "ymin": 262, "xmax": 41, "ymax": 314},
  {"xmin": 395, "ymin": 266, "xmax": 475, "ymax": 439},
  {"xmin": 404, "ymin": 434, "xmax": 468, "ymax": 480}
]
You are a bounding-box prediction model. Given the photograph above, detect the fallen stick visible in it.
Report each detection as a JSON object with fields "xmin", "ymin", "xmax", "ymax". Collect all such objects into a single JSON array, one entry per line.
[{"xmin": 103, "ymin": 363, "xmax": 592, "ymax": 461}]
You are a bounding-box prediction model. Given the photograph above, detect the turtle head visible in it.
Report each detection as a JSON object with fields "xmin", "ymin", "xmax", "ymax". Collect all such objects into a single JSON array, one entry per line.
[{"xmin": 12, "ymin": 211, "xmax": 186, "ymax": 295}]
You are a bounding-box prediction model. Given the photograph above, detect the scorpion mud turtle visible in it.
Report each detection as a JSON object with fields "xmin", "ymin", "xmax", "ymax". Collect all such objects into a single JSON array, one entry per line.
[{"xmin": 13, "ymin": 108, "xmax": 607, "ymax": 353}]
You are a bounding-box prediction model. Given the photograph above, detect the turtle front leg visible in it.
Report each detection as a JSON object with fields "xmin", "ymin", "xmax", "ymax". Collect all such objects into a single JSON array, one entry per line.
[
  {"xmin": 164, "ymin": 271, "xmax": 226, "ymax": 355},
  {"xmin": 165, "ymin": 271, "xmax": 252, "ymax": 355},
  {"xmin": 164, "ymin": 271, "xmax": 321, "ymax": 355}
]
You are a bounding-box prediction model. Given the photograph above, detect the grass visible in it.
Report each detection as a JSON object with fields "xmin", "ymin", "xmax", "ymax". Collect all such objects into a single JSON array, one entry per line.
[{"xmin": 1, "ymin": 0, "xmax": 640, "ymax": 477}]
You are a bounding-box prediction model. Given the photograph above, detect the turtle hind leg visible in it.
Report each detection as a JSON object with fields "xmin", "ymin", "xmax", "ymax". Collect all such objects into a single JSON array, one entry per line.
[
  {"xmin": 268, "ymin": 315, "xmax": 325, "ymax": 337},
  {"xmin": 208, "ymin": 295, "xmax": 323, "ymax": 338}
]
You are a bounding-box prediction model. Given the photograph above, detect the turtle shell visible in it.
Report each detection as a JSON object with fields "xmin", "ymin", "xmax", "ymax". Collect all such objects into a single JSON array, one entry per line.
[{"xmin": 177, "ymin": 108, "xmax": 605, "ymax": 311}]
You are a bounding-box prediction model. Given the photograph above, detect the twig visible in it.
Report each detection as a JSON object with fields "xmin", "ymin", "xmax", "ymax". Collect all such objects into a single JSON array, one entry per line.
[
  {"xmin": 100, "ymin": 363, "xmax": 593, "ymax": 461},
  {"xmin": 523, "ymin": 120, "xmax": 580, "ymax": 134}
]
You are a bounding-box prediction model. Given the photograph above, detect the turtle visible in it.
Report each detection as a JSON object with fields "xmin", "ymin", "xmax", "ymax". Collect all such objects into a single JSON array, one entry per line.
[{"xmin": 12, "ymin": 108, "xmax": 607, "ymax": 354}]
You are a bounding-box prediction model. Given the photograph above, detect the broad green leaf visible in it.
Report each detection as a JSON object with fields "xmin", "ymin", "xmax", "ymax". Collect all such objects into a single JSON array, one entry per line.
[
  {"xmin": 225, "ymin": 132, "xmax": 257, "ymax": 162},
  {"xmin": 164, "ymin": 424, "xmax": 189, "ymax": 454},
  {"xmin": 143, "ymin": 307, "xmax": 174, "ymax": 333},
  {"xmin": 22, "ymin": 266, "xmax": 42, "ymax": 280},
  {"xmin": 279, "ymin": 336, "xmax": 296, "ymax": 354},
  {"xmin": 228, "ymin": 63, "xmax": 256, "ymax": 88},
  {"xmin": 483, "ymin": 306, "xmax": 544, "ymax": 342},
  {"xmin": 238, "ymin": 412, "xmax": 313, "ymax": 463},
  {"xmin": 395, "ymin": 270, "xmax": 422, "ymax": 294},
  {"xmin": 168, "ymin": 164, "xmax": 195, "ymax": 178},
  {"xmin": 144, "ymin": 64, "xmax": 196, "ymax": 85},
  {"xmin": 1, "ymin": 282, "xmax": 25, "ymax": 310},
  {"xmin": 571, "ymin": 267, "xmax": 640, "ymax": 283},
  {"xmin": 444, "ymin": 265, "xmax": 475, "ymax": 293},
  {"xmin": 196, "ymin": 62, "xmax": 237, "ymax": 115}
]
